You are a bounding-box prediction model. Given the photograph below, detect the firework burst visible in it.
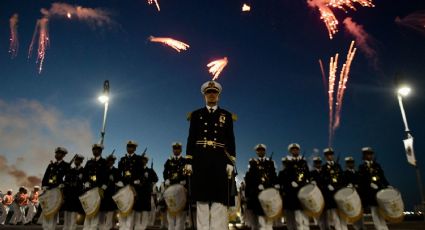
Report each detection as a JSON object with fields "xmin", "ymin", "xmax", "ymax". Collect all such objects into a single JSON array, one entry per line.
[
  {"xmin": 28, "ymin": 17, "xmax": 50, "ymax": 74},
  {"xmin": 207, "ymin": 57, "xmax": 228, "ymax": 80},
  {"xmin": 148, "ymin": 0, "xmax": 161, "ymax": 12},
  {"xmin": 325, "ymin": 41, "xmax": 357, "ymax": 146},
  {"xmin": 9, "ymin": 14, "xmax": 19, "ymax": 59},
  {"xmin": 148, "ymin": 36, "xmax": 190, "ymax": 52},
  {"xmin": 396, "ymin": 11, "xmax": 425, "ymax": 36}
]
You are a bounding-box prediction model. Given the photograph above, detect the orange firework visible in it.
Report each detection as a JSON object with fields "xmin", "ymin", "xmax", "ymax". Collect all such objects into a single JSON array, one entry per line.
[
  {"xmin": 325, "ymin": 41, "xmax": 357, "ymax": 146},
  {"xmin": 148, "ymin": 36, "xmax": 190, "ymax": 52},
  {"xmin": 328, "ymin": 53, "xmax": 338, "ymax": 145},
  {"xmin": 9, "ymin": 14, "xmax": 19, "ymax": 59},
  {"xmin": 328, "ymin": 0, "xmax": 374, "ymax": 11},
  {"xmin": 307, "ymin": 0, "xmax": 374, "ymax": 39},
  {"xmin": 207, "ymin": 57, "xmax": 228, "ymax": 80},
  {"xmin": 319, "ymin": 5, "xmax": 339, "ymax": 39},
  {"xmin": 242, "ymin": 4, "xmax": 251, "ymax": 12},
  {"xmin": 148, "ymin": 0, "xmax": 160, "ymax": 12},
  {"xmin": 28, "ymin": 17, "xmax": 50, "ymax": 74},
  {"xmin": 333, "ymin": 41, "xmax": 356, "ymax": 130}
]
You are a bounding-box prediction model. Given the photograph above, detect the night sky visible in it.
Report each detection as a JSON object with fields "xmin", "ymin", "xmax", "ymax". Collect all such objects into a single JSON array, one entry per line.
[{"xmin": 0, "ymin": 0, "xmax": 425, "ymax": 209}]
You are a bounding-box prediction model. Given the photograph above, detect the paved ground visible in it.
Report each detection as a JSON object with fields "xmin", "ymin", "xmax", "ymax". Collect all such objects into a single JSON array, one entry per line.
[{"xmin": 1, "ymin": 222, "xmax": 425, "ymax": 229}]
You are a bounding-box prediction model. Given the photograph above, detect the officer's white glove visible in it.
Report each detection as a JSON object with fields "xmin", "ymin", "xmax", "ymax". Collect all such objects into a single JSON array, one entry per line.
[
  {"xmin": 184, "ymin": 164, "xmax": 192, "ymax": 175},
  {"xmin": 328, "ymin": 184, "xmax": 334, "ymax": 191},
  {"xmin": 258, "ymin": 184, "xmax": 264, "ymax": 190},
  {"xmin": 180, "ymin": 180, "xmax": 186, "ymax": 185},
  {"xmin": 226, "ymin": 164, "xmax": 233, "ymax": 179},
  {"xmin": 84, "ymin": 182, "xmax": 90, "ymax": 189},
  {"xmin": 115, "ymin": 181, "xmax": 124, "ymax": 187},
  {"xmin": 134, "ymin": 180, "xmax": 141, "ymax": 185},
  {"xmin": 101, "ymin": 185, "xmax": 108, "ymax": 190},
  {"xmin": 311, "ymin": 181, "xmax": 317, "ymax": 186},
  {"xmin": 79, "ymin": 174, "xmax": 83, "ymax": 179},
  {"xmin": 291, "ymin": 181, "xmax": 298, "ymax": 188},
  {"xmin": 370, "ymin": 183, "xmax": 378, "ymax": 190},
  {"xmin": 347, "ymin": 183, "xmax": 353, "ymax": 188},
  {"xmin": 274, "ymin": 184, "xmax": 280, "ymax": 189},
  {"xmin": 165, "ymin": 179, "xmax": 170, "ymax": 186}
]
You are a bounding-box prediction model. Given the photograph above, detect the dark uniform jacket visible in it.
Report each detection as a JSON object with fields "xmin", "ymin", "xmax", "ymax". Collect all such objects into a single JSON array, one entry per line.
[
  {"xmin": 358, "ymin": 161, "xmax": 389, "ymax": 207},
  {"xmin": 310, "ymin": 168, "xmax": 325, "ymax": 192},
  {"xmin": 163, "ymin": 155, "xmax": 186, "ymax": 185},
  {"xmin": 63, "ymin": 166, "xmax": 84, "ymax": 213},
  {"xmin": 118, "ymin": 154, "xmax": 143, "ymax": 186},
  {"xmin": 278, "ymin": 156, "xmax": 310, "ymax": 210},
  {"xmin": 133, "ymin": 167, "xmax": 158, "ymax": 212},
  {"xmin": 245, "ymin": 157, "xmax": 277, "ymax": 216},
  {"xmin": 100, "ymin": 166, "xmax": 120, "ymax": 212},
  {"xmin": 186, "ymin": 107, "xmax": 236, "ymax": 205},
  {"xmin": 83, "ymin": 157, "xmax": 108, "ymax": 190},
  {"xmin": 322, "ymin": 161, "xmax": 345, "ymax": 209},
  {"xmin": 42, "ymin": 160, "xmax": 70, "ymax": 189},
  {"xmin": 344, "ymin": 168, "xmax": 360, "ymax": 188}
]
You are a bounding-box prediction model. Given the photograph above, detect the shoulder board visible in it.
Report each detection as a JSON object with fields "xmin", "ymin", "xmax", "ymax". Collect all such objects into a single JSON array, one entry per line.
[
  {"xmin": 232, "ymin": 113, "xmax": 238, "ymax": 121},
  {"xmin": 187, "ymin": 112, "xmax": 192, "ymax": 121}
]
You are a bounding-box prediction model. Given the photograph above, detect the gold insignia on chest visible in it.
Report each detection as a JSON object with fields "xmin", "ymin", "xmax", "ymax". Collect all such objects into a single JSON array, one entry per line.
[{"xmin": 125, "ymin": 171, "xmax": 131, "ymax": 176}]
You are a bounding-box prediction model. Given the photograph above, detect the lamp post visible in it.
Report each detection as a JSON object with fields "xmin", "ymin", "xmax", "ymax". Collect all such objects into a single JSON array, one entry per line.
[
  {"xmin": 397, "ymin": 86, "xmax": 425, "ymax": 211},
  {"xmin": 98, "ymin": 80, "xmax": 110, "ymax": 146}
]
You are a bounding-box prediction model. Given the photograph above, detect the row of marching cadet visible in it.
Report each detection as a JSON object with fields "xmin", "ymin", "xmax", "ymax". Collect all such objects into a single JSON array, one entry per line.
[{"xmin": 239, "ymin": 143, "xmax": 404, "ymax": 230}]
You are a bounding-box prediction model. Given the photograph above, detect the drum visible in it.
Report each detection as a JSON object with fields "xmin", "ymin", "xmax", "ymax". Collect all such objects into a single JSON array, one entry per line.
[
  {"xmin": 258, "ymin": 188, "xmax": 282, "ymax": 220},
  {"xmin": 376, "ymin": 188, "xmax": 404, "ymax": 223},
  {"xmin": 113, "ymin": 185, "xmax": 135, "ymax": 217},
  {"xmin": 79, "ymin": 187, "xmax": 101, "ymax": 218},
  {"xmin": 39, "ymin": 188, "xmax": 63, "ymax": 219},
  {"xmin": 164, "ymin": 184, "xmax": 187, "ymax": 215},
  {"xmin": 297, "ymin": 183, "xmax": 324, "ymax": 217},
  {"xmin": 334, "ymin": 187, "xmax": 362, "ymax": 223}
]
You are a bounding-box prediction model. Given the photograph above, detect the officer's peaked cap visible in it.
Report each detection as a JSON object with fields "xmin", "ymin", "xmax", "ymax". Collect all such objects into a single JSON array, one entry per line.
[
  {"xmin": 323, "ymin": 147, "xmax": 334, "ymax": 154},
  {"xmin": 92, "ymin": 144, "xmax": 104, "ymax": 150},
  {"xmin": 254, "ymin": 144, "xmax": 267, "ymax": 150},
  {"xmin": 361, "ymin": 147, "xmax": 374, "ymax": 153},
  {"xmin": 127, "ymin": 140, "xmax": 138, "ymax": 147},
  {"xmin": 287, "ymin": 143, "xmax": 300, "ymax": 151},
  {"xmin": 55, "ymin": 147, "xmax": 68, "ymax": 154},
  {"xmin": 345, "ymin": 156, "xmax": 355, "ymax": 162},
  {"xmin": 201, "ymin": 81, "xmax": 222, "ymax": 94}
]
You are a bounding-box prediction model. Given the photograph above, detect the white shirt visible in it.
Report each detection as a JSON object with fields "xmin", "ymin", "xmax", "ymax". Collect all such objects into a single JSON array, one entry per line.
[
  {"xmin": 173, "ymin": 155, "xmax": 182, "ymax": 160},
  {"xmin": 127, "ymin": 153, "xmax": 135, "ymax": 158},
  {"xmin": 206, "ymin": 105, "xmax": 218, "ymax": 113},
  {"xmin": 327, "ymin": 161, "xmax": 335, "ymax": 165},
  {"xmin": 94, "ymin": 156, "xmax": 101, "ymax": 161}
]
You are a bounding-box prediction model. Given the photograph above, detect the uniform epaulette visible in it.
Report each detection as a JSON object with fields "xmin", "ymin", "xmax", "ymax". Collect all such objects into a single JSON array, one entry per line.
[
  {"xmin": 187, "ymin": 112, "xmax": 192, "ymax": 121},
  {"xmin": 232, "ymin": 113, "xmax": 238, "ymax": 121}
]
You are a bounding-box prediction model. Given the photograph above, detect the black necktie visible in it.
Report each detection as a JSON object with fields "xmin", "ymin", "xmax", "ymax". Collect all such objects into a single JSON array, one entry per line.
[{"xmin": 209, "ymin": 108, "xmax": 214, "ymax": 113}]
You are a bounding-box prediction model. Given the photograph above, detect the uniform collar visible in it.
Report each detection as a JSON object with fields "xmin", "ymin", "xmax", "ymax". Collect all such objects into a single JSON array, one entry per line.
[
  {"xmin": 258, "ymin": 157, "xmax": 267, "ymax": 162},
  {"xmin": 365, "ymin": 160, "xmax": 373, "ymax": 165},
  {"xmin": 127, "ymin": 153, "xmax": 135, "ymax": 158},
  {"xmin": 55, "ymin": 160, "xmax": 63, "ymax": 164},
  {"xmin": 327, "ymin": 160, "xmax": 335, "ymax": 165},
  {"xmin": 173, "ymin": 155, "xmax": 182, "ymax": 160},
  {"xmin": 206, "ymin": 105, "xmax": 218, "ymax": 112},
  {"xmin": 94, "ymin": 156, "xmax": 101, "ymax": 161}
]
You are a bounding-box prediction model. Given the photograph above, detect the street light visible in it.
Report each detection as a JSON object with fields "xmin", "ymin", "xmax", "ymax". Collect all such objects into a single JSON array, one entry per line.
[
  {"xmin": 99, "ymin": 80, "xmax": 110, "ymax": 146},
  {"xmin": 396, "ymin": 85, "xmax": 425, "ymax": 211}
]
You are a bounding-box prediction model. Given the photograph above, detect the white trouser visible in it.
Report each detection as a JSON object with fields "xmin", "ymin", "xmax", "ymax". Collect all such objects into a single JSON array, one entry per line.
[
  {"xmin": 285, "ymin": 210, "xmax": 309, "ymax": 230},
  {"xmin": 42, "ymin": 213, "xmax": 58, "ymax": 230},
  {"xmin": 326, "ymin": 209, "xmax": 347, "ymax": 230},
  {"xmin": 352, "ymin": 216, "xmax": 365, "ymax": 230},
  {"xmin": 10, "ymin": 203, "xmax": 24, "ymax": 224},
  {"xmin": 119, "ymin": 211, "xmax": 134, "ymax": 230},
  {"xmin": 0, "ymin": 205, "xmax": 9, "ymax": 224},
  {"xmin": 197, "ymin": 201, "xmax": 228, "ymax": 230},
  {"xmin": 83, "ymin": 212, "xmax": 100, "ymax": 230},
  {"xmin": 160, "ymin": 211, "xmax": 167, "ymax": 228},
  {"xmin": 167, "ymin": 211, "xmax": 186, "ymax": 230},
  {"xmin": 314, "ymin": 212, "xmax": 327, "ymax": 230},
  {"xmin": 371, "ymin": 206, "xmax": 389, "ymax": 230},
  {"xmin": 258, "ymin": 215, "xmax": 273, "ymax": 230},
  {"xmin": 134, "ymin": 211, "xmax": 150, "ymax": 230},
  {"xmin": 63, "ymin": 211, "xmax": 78, "ymax": 230},
  {"xmin": 25, "ymin": 203, "xmax": 38, "ymax": 224},
  {"xmin": 99, "ymin": 211, "xmax": 115, "ymax": 230}
]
